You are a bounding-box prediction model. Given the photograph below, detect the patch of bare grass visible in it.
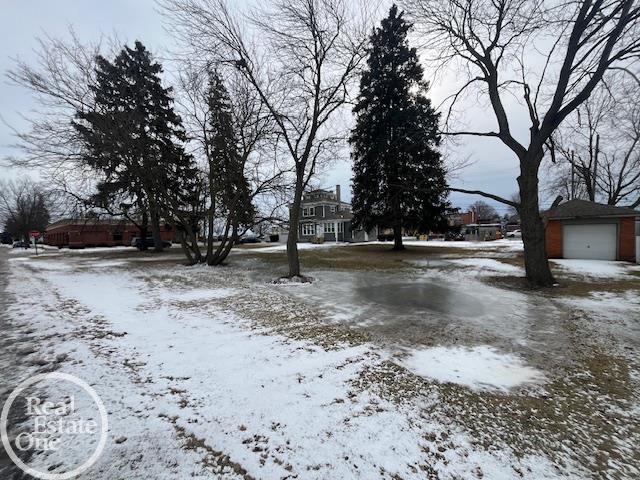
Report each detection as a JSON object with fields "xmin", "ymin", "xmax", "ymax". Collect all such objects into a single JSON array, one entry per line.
[{"xmin": 241, "ymin": 244, "xmax": 482, "ymax": 272}]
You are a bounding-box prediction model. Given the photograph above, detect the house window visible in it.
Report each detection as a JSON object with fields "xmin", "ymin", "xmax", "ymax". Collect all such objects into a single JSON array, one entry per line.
[
  {"xmin": 324, "ymin": 223, "xmax": 335, "ymax": 233},
  {"xmin": 302, "ymin": 224, "xmax": 316, "ymax": 236},
  {"xmin": 303, "ymin": 207, "xmax": 315, "ymax": 217},
  {"xmin": 330, "ymin": 205, "xmax": 336, "ymax": 213}
]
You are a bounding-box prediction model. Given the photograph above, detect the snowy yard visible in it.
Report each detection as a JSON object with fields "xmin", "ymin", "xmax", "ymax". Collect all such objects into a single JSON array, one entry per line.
[{"xmin": 1, "ymin": 242, "xmax": 639, "ymax": 479}]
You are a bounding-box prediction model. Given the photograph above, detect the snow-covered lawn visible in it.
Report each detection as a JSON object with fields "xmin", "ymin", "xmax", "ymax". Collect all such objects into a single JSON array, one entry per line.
[
  {"xmin": 402, "ymin": 238, "xmax": 524, "ymax": 251},
  {"xmin": 400, "ymin": 345, "xmax": 545, "ymax": 392},
  {"xmin": 239, "ymin": 242, "xmax": 349, "ymax": 254},
  {"xmin": 2, "ymin": 244, "xmax": 639, "ymax": 479},
  {"xmin": 550, "ymin": 258, "xmax": 640, "ymax": 279}
]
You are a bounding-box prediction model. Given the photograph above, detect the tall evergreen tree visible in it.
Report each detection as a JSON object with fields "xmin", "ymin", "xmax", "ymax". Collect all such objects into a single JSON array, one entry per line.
[
  {"xmin": 203, "ymin": 71, "xmax": 254, "ymax": 265},
  {"xmin": 75, "ymin": 41, "xmax": 196, "ymax": 251},
  {"xmin": 350, "ymin": 5, "xmax": 448, "ymax": 250}
]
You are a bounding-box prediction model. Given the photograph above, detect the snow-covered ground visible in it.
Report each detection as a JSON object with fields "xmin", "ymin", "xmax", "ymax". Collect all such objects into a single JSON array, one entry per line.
[
  {"xmin": 234, "ymin": 238, "xmax": 525, "ymax": 254},
  {"xmin": 550, "ymin": 258, "xmax": 640, "ymax": 279},
  {"xmin": 400, "ymin": 345, "xmax": 545, "ymax": 392},
  {"xmin": 1, "ymin": 245, "xmax": 639, "ymax": 479},
  {"xmin": 401, "ymin": 238, "xmax": 524, "ymax": 251},
  {"xmin": 239, "ymin": 242, "xmax": 349, "ymax": 254}
]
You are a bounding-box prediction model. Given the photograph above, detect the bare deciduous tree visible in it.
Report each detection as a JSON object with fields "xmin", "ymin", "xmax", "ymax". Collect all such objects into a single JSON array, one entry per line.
[
  {"xmin": 175, "ymin": 63, "xmax": 292, "ymax": 265},
  {"xmin": 4, "ymin": 29, "xmax": 109, "ymax": 210},
  {"xmin": 405, "ymin": 0, "xmax": 640, "ymax": 286},
  {"xmin": 160, "ymin": 0, "xmax": 373, "ymax": 280},
  {"xmin": 470, "ymin": 201, "xmax": 498, "ymax": 222},
  {"xmin": 0, "ymin": 178, "xmax": 51, "ymax": 243},
  {"xmin": 546, "ymin": 77, "xmax": 640, "ymax": 208}
]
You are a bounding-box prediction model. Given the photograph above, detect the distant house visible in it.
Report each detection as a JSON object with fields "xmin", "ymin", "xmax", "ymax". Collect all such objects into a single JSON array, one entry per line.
[
  {"xmin": 463, "ymin": 223, "xmax": 503, "ymax": 241},
  {"xmin": 295, "ymin": 186, "xmax": 376, "ymax": 242},
  {"xmin": 45, "ymin": 219, "xmax": 175, "ymax": 249},
  {"xmin": 544, "ymin": 199, "xmax": 639, "ymax": 262},
  {"xmin": 447, "ymin": 210, "xmax": 475, "ymax": 228}
]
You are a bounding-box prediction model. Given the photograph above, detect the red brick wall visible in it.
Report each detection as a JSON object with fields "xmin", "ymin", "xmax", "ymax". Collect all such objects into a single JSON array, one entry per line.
[
  {"xmin": 619, "ymin": 217, "xmax": 636, "ymax": 262},
  {"xmin": 45, "ymin": 223, "xmax": 175, "ymax": 248},
  {"xmin": 545, "ymin": 219, "xmax": 563, "ymax": 259}
]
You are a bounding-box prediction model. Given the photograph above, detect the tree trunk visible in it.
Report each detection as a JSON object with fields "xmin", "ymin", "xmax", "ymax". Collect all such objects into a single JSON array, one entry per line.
[
  {"xmin": 286, "ymin": 179, "xmax": 304, "ymax": 277},
  {"xmin": 180, "ymin": 236, "xmax": 196, "ymax": 265},
  {"xmin": 210, "ymin": 224, "xmax": 238, "ymax": 266},
  {"xmin": 206, "ymin": 180, "xmax": 216, "ymax": 261},
  {"xmin": 391, "ymin": 191, "xmax": 404, "ymax": 250},
  {"xmin": 207, "ymin": 218, "xmax": 230, "ymax": 266},
  {"xmin": 179, "ymin": 222, "xmax": 201, "ymax": 265},
  {"xmin": 149, "ymin": 201, "xmax": 164, "ymax": 253},
  {"xmin": 206, "ymin": 204, "xmax": 215, "ymax": 261},
  {"xmin": 518, "ymin": 160, "xmax": 555, "ymax": 287},
  {"xmin": 392, "ymin": 224, "xmax": 404, "ymax": 251},
  {"xmin": 138, "ymin": 220, "xmax": 149, "ymax": 251}
]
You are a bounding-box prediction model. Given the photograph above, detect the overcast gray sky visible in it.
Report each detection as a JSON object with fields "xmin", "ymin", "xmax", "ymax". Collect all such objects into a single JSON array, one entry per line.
[{"xmin": 0, "ymin": 0, "xmax": 543, "ymax": 215}]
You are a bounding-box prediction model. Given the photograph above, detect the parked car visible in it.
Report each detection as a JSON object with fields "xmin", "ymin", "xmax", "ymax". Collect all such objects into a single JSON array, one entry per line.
[
  {"xmin": 445, "ymin": 232, "xmax": 464, "ymax": 241},
  {"xmin": 507, "ymin": 229, "xmax": 522, "ymax": 238},
  {"xmin": 377, "ymin": 233, "xmax": 395, "ymax": 241},
  {"xmin": 12, "ymin": 241, "xmax": 31, "ymax": 249},
  {"xmin": 131, "ymin": 237, "xmax": 172, "ymax": 250},
  {"xmin": 238, "ymin": 235, "xmax": 261, "ymax": 244},
  {"xmin": 1, "ymin": 232, "xmax": 13, "ymax": 245}
]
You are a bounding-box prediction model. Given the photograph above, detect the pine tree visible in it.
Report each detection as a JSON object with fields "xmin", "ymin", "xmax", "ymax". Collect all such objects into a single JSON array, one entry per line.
[
  {"xmin": 75, "ymin": 41, "xmax": 197, "ymax": 251},
  {"xmin": 204, "ymin": 72, "xmax": 254, "ymax": 265},
  {"xmin": 350, "ymin": 5, "xmax": 448, "ymax": 251}
]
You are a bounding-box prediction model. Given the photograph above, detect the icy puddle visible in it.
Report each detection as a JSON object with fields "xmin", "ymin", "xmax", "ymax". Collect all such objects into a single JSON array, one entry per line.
[
  {"xmin": 358, "ymin": 282, "xmax": 482, "ymax": 317},
  {"xmin": 400, "ymin": 345, "xmax": 546, "ymax": 392}
]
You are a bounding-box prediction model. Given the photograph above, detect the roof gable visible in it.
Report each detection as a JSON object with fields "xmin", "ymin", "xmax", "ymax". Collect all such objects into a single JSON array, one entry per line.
[{"xmin": 545, "ymin": 199, "xmax": 640, "ymax": 219}]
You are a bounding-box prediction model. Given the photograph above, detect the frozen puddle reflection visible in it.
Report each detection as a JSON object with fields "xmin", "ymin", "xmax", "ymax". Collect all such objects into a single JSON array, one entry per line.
[
  {"xmin": 358, "ymin": 282, "xmax": 482, "ymax": 317},
  {"xmin": 400, "ymin": 345, "xmax": 545, "ymax": 392}
]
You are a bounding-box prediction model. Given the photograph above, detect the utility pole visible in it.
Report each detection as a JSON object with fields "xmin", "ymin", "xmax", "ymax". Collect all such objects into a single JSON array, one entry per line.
[
  {"xmin": 570, "ymin": 150, "xmax": 575, "ymax": 200},
  {"xmin": 592, "ymin": 133, "xmax": 599, "ymax": 201}
]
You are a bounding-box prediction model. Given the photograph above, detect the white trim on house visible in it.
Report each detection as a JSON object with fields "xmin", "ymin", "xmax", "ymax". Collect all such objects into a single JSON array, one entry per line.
[{"xmin": 302, "ymin": 224, "xmax": 316, "ymax": 236}]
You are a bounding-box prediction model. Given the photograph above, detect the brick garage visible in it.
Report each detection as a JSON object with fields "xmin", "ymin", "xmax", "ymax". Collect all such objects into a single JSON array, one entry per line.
[
  {"xmin": 544, "ymin": 200, "xmax": 639, "ymax": 262},
  {"xmin": 45, "ymin": 219, "xmax": 174, "ymax": 249}
]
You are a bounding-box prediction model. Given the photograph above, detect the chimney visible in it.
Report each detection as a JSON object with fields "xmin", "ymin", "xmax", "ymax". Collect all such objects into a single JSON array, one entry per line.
[{"xmin": 336, "ymin": 185, "xmax": 341, "ymax": 211}]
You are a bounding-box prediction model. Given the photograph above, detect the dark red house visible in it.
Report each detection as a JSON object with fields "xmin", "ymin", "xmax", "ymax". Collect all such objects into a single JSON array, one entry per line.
[{"xmin": 45, "ymin": 219, "xmax": 174, "ymax": 248}]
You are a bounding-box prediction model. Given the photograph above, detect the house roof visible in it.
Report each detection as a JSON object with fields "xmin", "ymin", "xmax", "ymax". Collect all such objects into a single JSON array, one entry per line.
[
  {"xmin": 306, "ymin": 188, "xmax": 334, "ymax": 195},
  {"xmin": 544, "ymin": 199, "xmax": 640, "ymax": 220},
  {"xmin": 46, "ymin": 218, "xmax": 136, "ymax": 230}
]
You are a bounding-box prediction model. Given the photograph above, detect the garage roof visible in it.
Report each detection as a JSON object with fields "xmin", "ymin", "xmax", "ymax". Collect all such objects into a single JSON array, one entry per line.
[{"xmin": 545, "ymin": 199, "xmax": 640, "ymax": 220}]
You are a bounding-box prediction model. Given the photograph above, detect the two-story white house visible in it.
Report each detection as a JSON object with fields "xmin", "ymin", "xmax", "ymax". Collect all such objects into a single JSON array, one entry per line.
[{"xmin": 295, "ymin": 185, "xmax": 376, "ymax": 242}]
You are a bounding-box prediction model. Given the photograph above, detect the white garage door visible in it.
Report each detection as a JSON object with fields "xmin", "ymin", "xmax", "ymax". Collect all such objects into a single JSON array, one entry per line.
[{"xmin": 563, "ymin": 224, "xmax": 617, "ymax": 260}]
